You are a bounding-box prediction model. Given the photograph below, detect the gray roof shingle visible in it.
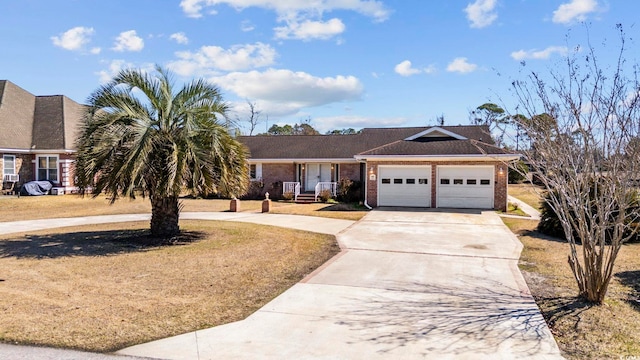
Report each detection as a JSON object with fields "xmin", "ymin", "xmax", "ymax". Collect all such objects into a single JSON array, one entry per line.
[
  {"xmin": 238, "ymin": 125, "xmax": 500, "ymax": 159},
  {"xmin": 0, "ymin": 80, "xmax": 36, "ymax": 149},
  {"xmin": 0, "ymin": 81, "xmax": 85, "ymax": 151}
]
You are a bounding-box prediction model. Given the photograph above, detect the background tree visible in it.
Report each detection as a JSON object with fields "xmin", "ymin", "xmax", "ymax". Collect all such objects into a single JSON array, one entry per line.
[
  {"xmin": 75, "ymin": 66, "xmax": 249, "ymax": 238},
  {"xmin": 242, "ymin": 100, "xmax": 262, "ymax": 136},
  {"xmin": 265, "ymin": 124, "xmax": 294, "ymax": 135},
  {"xmin": 293, "ymin": 122, "xmax": 320, "ymax": 135},
  {"xmin": 511, "ymin": 26, "xmax": 640, "ymax": 303},
  {"xmin": 326, "ymin": 128, "xmax": 359, "ymax": 135},
  {"xmin": 263, "ymin": 122, "xmax": 320, "ymax": 135},
  {"xmin": 470, "ymin": 102, "xmax": 509, "ymax": 146}
]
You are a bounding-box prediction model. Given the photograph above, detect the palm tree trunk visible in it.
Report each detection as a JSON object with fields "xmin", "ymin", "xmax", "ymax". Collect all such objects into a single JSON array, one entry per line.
[{"xmin": 150, "ymin": 195, "xmax": 180, "ymax": 237}]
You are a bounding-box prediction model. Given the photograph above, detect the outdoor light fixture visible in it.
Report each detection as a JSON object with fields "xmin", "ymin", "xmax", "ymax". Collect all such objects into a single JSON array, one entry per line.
[{"xmin": 499, "ymin": 167, "xmax": 505, "ymax": 175}]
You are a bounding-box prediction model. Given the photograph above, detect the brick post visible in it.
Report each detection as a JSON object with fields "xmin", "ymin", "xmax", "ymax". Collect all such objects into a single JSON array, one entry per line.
[
  {"xmin": 230, "ymin": 198, "xmax": 240, "ymax": 212},
  {"xmin": 262, "ymin": 192, "xmax": 272, "ymax": 213}
]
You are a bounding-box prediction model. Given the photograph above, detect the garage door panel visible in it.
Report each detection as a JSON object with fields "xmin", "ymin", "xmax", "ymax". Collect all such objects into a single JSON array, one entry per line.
[
  {"xmin": 379, "ymin": 166, "xmax": 431, "ymax": 207},
  {"xmin": 437, "ymin": 166, "xmax": 494, "ymax": 209}
]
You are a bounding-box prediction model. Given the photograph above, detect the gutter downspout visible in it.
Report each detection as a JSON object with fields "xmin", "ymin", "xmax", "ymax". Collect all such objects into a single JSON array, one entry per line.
[{"xmin": 362, "ymin": 161, "xmax": 372, "ymax": 210}]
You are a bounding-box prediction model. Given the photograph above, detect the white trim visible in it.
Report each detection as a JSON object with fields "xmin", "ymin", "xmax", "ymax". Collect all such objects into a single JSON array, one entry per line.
[
  {"xmin": 36, "ymin": 155, "xmax": 60, "ymax": 183},
  {"xmin": 248, "ymin": 158, "xmax": 357, "ymax": 163},
  {"xmin": 3, "ymin": 154, "xmax": 16, "ymax": 177},
  {"xmin": 0, "ymin": 148, "xmax": 76, "ymax": 154},
  {"xmin": 404, "ymin": 127, "xmax": 467, "ymax": 141},
  {"xmin": 249, "ymin": 163, "xmax": 262, "ymax": 181},
  {"xmin": 355, "ymin": 154, "xmax": 521, "ymax": 161},
  {"xmin": 0, "ymin": 148, "xmax": 31, "ymax": 154}
]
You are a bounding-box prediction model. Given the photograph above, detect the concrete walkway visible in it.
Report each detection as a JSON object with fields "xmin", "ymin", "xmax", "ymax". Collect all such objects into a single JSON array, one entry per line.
[
  {"xmin": 118, "ymin": 209, "xmax": 562, "ymax": 359},
  {"xmin": 508, "ymin": 195, "xmax": 541, "ymax": 220},
  {"xmin": 0, "ymin": 212, "xmax": 354, "ymax": 237}
]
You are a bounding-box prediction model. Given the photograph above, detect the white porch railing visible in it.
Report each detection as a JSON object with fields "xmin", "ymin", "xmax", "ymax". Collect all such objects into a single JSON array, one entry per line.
[
  {"xmin": 283, "ymin": 181, "xmax": 300, "ymax": 201},
  {"xmin": 315, "ymin": 182, "xmax": 337, "ymax": 201}
]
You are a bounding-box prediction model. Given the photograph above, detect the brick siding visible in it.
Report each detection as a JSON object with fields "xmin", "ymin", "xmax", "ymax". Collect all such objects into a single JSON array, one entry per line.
[{"xmin": 338, "ymin": 163, "xmax": 361, "ymax": 182}]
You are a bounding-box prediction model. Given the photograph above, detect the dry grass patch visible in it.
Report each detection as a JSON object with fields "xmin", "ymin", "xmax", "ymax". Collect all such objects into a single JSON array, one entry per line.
[
  {"xmin": 270, "ymin": 202, "xmax": 368, "ymax": 221},
  {"xmin": 0, "ymin": 220, "xmax": 338, "ymax": 352},
  {"xmin": 508, "ymin": 184, "xmax": 544, "ymax": 210},
  {"xmin": 0, "ymin": 195, "xmax": 365, "ymax": 222},
  {"xmin": 503, "ymin": 218, "xmax": 640, "ymax": 359}
]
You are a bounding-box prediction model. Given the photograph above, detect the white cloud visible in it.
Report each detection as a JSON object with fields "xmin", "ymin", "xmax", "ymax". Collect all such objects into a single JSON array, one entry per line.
[
  {"xmin": 313, "ymin": 115, "xmax": 406, "ymax": 132},
  {"xmin": 446, "ymin": 57, "xmax": 478, "ymax": 74},
  {"xmin": 96, "ymin": 60, "xmax": 154, "ymax": 84},
  {"xmin": 90, "ymin": 47, "xmax": 102, "ymax": 55},
  {"xmin": 169, "ymin": 32, "xmax": 189, "ymax": 44},
  {"xmin": 394, "ymin": 60, "xmax": 421, "ymax": 77},
  {"xmin": 275, "ymin": 18, "xmax": 345, "ymax": 41},
  {"xmin": 552, "ymin": 0, "xmax": 598, "ymax": 24},
  {"xmin": 96, "ymin": 60, "xmax": 134, "ymax": 84},
  {"xmin": 168, "ymin": 42, "xmax": 277, "ymax": 76},
  {"xmin": 393, "ymin": 60, "xmax": 436, "ymax": 77},
  {"xmin": 112, "ymin": 30, "xmax": 144, "ymax": 52},
  {"xmin": 211, "ymin": 68, "xmax": 363, "ymax": 116},
  {"xmin": 180, "ymin": 0, "xmax": 390, "ymax": 21},
  {"xmin": 51, "ymin": 26, "xmax": 95, "ymax": 51},
  {"xmin": 180, "ymin": 0, "xmax": 388, "ymax": 41},
  {"xmin": 464, "ymin": 0, "xmax": 498, "ymax": 29},
  {"xmin": 241, "ymin": 20, "xmax": 255, "ymax": 32},
  {"xmin": 510, "ymin": 46, "xmax": 568, "ymax": 61}
]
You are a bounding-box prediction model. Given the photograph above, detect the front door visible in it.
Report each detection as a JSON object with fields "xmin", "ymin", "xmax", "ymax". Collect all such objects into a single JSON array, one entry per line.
[{"xmin": 306, "ymin": 163, "xmax": 332, "ymax": 191}]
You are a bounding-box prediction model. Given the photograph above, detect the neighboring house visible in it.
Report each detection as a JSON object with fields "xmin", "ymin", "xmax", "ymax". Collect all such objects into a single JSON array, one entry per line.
[
  {"xmin": 239, "ymin": 126, "xmax": 520, "ymax": 211},
  {"xmin": 0, "ymin": 80, "xmax": 85, "ymax": 194}
]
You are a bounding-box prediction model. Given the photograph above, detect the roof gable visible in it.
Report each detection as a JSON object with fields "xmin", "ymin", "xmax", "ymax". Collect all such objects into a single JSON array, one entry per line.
[
  {"xmin": 404, "ymin": 127, "xmax": 467, "ymax": 141},
  {"xmin": 0, "ymin": 80, "xmax": 36, "ymax": 150},
  {"xmin": 0, "ymin": 80, "xmax": 85, "ymax": 151}
]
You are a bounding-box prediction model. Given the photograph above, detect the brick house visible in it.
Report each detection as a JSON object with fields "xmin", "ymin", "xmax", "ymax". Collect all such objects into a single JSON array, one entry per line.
[
  {"xmin": 239, "ymin": 126, "xmax": 520, "ymax": 211},
  {"xmin": 0, "ymin": 80, "xmax": 85, "ymax": 194}
]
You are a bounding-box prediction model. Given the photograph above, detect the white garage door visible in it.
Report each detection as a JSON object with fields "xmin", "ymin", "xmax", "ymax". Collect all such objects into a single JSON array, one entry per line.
[
  {"xmin": 378, "ymin": 166, "xmax": 431, "ymax": 207},
  {"xmin": 437, "ymin": 166, "xmax": 494, "ymax": 209}
]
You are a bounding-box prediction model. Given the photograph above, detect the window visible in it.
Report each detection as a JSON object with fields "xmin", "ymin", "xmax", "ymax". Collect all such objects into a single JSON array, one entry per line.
[
  {"xmin": 406, "ymin": 178, "xmax": 416, "ymax": 184},
  {"xmin": 467, "ymin": 179, "xmax": 477, "ymax": 185},
  {"xmin": 440, "ymin": 179, "xmax": 450, "ymax": 185},
  {"xmin": 3, "ymin": 155, "xmax": 15, "ymax": 176},
  {"xmin": 249, "ymin": 163, "xmax": 262, "ymax": 180},
  {"xmin": 381, "ymin": 178, "xmax": 391, "ymax": 184},
  {"xmin": 394, "ymin": 178, "xmax": 403, "ymax": 184},
  {"xmin": 480, "ymin": 179, "xmax": 491, "ymax": 185},
  {"xmin": 419, "ymin": 178, "xmax": 428, "ymax": 184},
  {"xmin": 453, "ymin": 179, "xmax": 463, "ymax": 185},
  {"xmin": 37, "ymin": 156, "xmax": 58, "ymax": 182}
]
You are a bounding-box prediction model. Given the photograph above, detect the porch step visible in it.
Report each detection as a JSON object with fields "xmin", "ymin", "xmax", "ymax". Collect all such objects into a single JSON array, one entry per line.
[{"xmin": 295, "ymin": 193, "xmax": 317, "ymax": 204}]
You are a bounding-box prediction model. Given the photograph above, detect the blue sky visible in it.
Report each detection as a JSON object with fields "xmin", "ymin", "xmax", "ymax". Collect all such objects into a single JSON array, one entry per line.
[{"xmin": 1, "ymin": 0, "xmax": 637, "ymax": 134}]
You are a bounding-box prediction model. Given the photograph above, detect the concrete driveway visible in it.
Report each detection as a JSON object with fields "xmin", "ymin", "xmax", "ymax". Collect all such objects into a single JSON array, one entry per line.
[{"xmin": 119, "ymin": 209, "xmax": 562, "ymax": 359}]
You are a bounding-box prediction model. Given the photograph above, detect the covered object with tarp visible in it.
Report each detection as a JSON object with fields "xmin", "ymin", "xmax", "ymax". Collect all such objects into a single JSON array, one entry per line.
[{"xmin": 20, "ymin": 181, "xmax": 53, "ymax": 196}]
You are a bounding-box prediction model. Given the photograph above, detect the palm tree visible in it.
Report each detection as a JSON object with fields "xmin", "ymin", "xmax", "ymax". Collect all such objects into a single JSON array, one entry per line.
[{"xmin": 75, "ymin": 66, "xmax": 249, "ymax": 238}]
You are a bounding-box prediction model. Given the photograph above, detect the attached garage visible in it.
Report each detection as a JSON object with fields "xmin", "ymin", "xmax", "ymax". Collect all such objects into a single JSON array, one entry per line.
[
  {"xmin": 378, "ymin": 165, "xmax": 431, "ymax": 207},
  {"xmin": 437, "ymin": 165, "xmax": 494, "ymax": 209}
]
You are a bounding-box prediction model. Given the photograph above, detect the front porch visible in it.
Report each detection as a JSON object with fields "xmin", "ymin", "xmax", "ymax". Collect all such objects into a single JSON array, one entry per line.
[{"xmin": 283, "ymin": 181, "xmax": 337, "ymax": 203}]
